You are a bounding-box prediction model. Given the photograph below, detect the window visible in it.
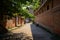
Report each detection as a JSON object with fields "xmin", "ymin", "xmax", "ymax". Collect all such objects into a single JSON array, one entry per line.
[
  {"xmin": 52, "ymin": 0, "xmax": 53, "ymax": 8},
  {"xmin": 47, "ymin": 5, "xmax": 49, "ymax": 10}
]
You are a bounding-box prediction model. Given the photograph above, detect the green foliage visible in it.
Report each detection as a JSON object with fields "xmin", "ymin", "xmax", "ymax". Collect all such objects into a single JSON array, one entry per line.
[
  {"xmin": 2, "ymin": 0, "xmax": 40, "ymax": 18},
  {"xmin": 2, "ymin": 0, "xmax": 32, "ymax": 15},
  {"xmin": 32, "ymin": 0, "xmax": 40, "ymax": 10}
]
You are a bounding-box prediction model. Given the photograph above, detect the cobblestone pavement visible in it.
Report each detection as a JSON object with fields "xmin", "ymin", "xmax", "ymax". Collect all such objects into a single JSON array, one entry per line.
[{"xmin": 0, "ymin": 23, "xmax": 59, "ymax": 40}]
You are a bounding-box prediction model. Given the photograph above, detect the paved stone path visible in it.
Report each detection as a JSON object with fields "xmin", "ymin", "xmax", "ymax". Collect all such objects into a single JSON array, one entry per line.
[
  {"xmin": 0, "ymin": 23, "xmax": 33, "ymax": 40},
  {"xmin": 30, "ymin": 24, "xmax": 52, "ymax": 40},
  {"xmin": 0, "ymin": 23, "xmax": 59, "ymax": 40}
]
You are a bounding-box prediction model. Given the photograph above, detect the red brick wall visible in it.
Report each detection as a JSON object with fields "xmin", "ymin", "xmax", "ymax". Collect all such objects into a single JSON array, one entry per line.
[
  {"xmin": 34, "ymin": 6, "xmax": 60, "ymax": 35},
  {"xmin": 34, "ymin": 0, "xmax": 60, "ymax": 35},
  {"xmin": 53, "ymin": 0, "xmax": 60, "ymax": 8},
  {"xmin": 6, "ymin": 17, "xmax": 15, "ymax": 28},
  {"xmin": 6, "ymin": 17, "xmax": 24, "ymax": 28}
]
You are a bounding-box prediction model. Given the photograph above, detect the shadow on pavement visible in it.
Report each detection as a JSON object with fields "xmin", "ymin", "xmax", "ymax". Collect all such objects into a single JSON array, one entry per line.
[{"xmin": 0, "ymin": 32, "xmax": 32, "ymax": 40}]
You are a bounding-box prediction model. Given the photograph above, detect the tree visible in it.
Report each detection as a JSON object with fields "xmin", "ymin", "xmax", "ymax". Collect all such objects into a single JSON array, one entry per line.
[
  {"xmin": 0, "ymin": 0, "xmax": 40, "ymax": 34},
  {"xmin": 1, "ymin": 0, "xmax": 40, "ymax": 16},
  {"xmin": 32, "ymin": 0, "xmax": 40, "ymax": 10}
]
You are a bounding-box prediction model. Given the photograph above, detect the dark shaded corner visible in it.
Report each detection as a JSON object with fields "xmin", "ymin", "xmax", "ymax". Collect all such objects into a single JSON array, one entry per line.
[
  {"xmin": 0, "ymin": 24, "xmax": 8, "ymax": 34},
  {"xmin": 0, "ymin": 32, "xmax": 32, "ymax": 40}
]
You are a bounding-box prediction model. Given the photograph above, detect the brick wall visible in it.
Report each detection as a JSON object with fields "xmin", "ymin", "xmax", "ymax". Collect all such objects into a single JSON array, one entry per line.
[
  {"xmin": 34, "ymin": 0, "xmax": 60, "ymax": 35},
  {"xmin": 6, "ymin": 17, "xmax": 25, "ymax": 28},
  {"xmin": 6, "ymin": 17, "xmax": 15, "ymax": 28}
]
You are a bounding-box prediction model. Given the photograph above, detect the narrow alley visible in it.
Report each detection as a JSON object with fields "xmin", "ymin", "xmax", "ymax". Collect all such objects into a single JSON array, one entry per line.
[
  {"xmin": 0, "ymin": 23, "xmax": 59, "ymax": 40},
  {"xmin": 1, "ymin": 0, "xmax": 60, "ymax": 40}
]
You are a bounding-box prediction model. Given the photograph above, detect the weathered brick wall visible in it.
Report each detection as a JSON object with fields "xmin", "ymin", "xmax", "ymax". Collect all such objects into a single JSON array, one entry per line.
[
  {"xmin": 6, "ymin": 17, "xmax": 24, "ymax": 28},
  {"xmin": 34, "ymin": 6, "xmax": 60, "ymax": 35},
  {"xmin": 6, "ymin": 17, "xmax": 15, "ymax": 28},
  {"xmin": 53, "ymin": 0, "xmax": 60, "ymax": 8},
  {"xmin": 34, "ymin": 0, "xmax": 60, "ymax": 35}
]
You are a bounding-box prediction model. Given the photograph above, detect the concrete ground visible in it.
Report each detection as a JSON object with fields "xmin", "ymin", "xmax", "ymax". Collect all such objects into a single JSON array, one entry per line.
[{"xmin": 0, "ymin": 23, "xmax": 59, "ymax": 40}]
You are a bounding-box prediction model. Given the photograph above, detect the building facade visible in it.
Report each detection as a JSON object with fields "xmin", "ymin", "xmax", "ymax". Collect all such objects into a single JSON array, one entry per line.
[{"xmin": 34, "ymin": 0, "xmax": 60, "ymax": 35}]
